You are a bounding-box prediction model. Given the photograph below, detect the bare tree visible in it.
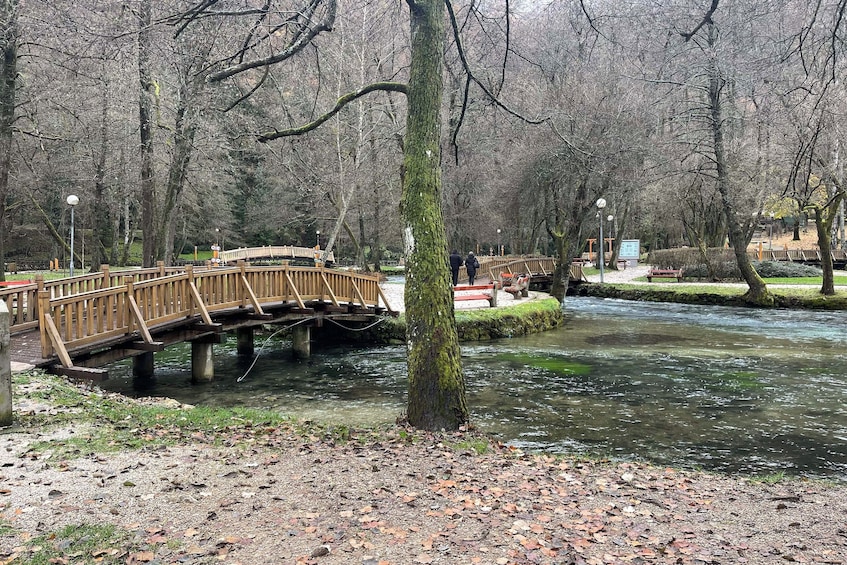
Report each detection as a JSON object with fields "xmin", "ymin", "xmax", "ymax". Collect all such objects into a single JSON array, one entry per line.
[{"xmin": 0, "ymin": 0, "xmax": 17, "ymax": 281}]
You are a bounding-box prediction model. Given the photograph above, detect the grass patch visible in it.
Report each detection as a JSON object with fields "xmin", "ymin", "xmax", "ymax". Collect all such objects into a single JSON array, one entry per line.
[
  {"xmin": 587, "ymin": 280, "xmax": 847, "ymax": 309},
  {"xmin": 454, "ymin": 297, "xmax": 561, "ymax": 322},
  {"xmin": 751, "ymin": 470, "xmax": 787, "ymax": 485},
  {"xmin": 13, "ymin": 371, "xmax": 397, "ymax": 460},
  {"xmin": 449, "ymin": 438, "xmax": 490, "ymax": 455},
  {"xmin": 21, "ymin": 523, "xmax": 153, "ymax": 565},
  {"xmin": 762, "ymin": 276, "xmax": 847, "ymax": 285}
]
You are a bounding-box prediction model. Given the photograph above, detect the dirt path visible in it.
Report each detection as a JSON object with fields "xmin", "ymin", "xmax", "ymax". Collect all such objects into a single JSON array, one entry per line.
[{"xmin": 1, "ymin": 379, "xmax": 846, "ymax": 565}]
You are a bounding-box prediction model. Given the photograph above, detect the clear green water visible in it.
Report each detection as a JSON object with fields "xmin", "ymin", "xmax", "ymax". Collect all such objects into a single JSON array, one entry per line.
[{"xmin": 100, "ymin": 297, "xmax": 847, "ymax": 479}]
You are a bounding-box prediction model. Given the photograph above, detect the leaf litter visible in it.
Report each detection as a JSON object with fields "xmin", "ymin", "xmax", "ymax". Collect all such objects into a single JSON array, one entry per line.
[{"xmin": 1, "ymin": 383, "xmax": 846, "ymax": 564}]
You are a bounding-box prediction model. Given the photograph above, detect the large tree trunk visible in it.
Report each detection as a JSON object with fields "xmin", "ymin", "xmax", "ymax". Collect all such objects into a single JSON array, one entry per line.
[
  {"xmin": 0, "ymin": 0, "xmax": 16, "ymax": 283},
  {"xmin": 155, "ymin": 102, "xmax": 198, "ymax": 266},
  {"xmin": 138, "ymin": 0, "xmax": 156, "ymax": 268},
  {"xmin": 91, "ymin": 86, "xmax": 111, "ymax": 272},
  {"xmin": 706, "ymin": 27, "xmax": 771, "ymax": 306},
  {"xmin": 402, "ymin": 0, "xmax": 468, "ymax": 430},
  {"xmin": 813, "ymin": 197, "xmax": 843, "ymax": 296}
]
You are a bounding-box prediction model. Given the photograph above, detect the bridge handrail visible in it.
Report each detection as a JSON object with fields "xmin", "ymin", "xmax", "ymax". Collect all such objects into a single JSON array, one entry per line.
[
  {"xmin": 219, "ymin": 245, "xmax": 335, "ymax": 264},
  {"xmin": 482, "ymin": 257, "xmax": 558, "ymax": 283},
  {"xmin": 0, "ymin": 263, "xmax": 216, "ymax": 334},
  {"xmin": 37, "ymin": 263, "xmax": 390, "ymax": 359},
  {"xmin": 456, "ymin": 255, "xmax": 550, "ymax": 283}
]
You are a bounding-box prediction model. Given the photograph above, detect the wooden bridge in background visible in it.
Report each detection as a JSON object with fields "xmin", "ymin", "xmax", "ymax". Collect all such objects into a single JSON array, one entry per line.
[
  {"xmin": 219, "ymin": 245, "xmax": 335, "ymax": 265},
  {"xmin": 457, "ymin": 255, "xmax": 572, "ymax": 287},
  {"xmin": 5, "ymin": 262, "xmax": 392, "ymax": 381}
]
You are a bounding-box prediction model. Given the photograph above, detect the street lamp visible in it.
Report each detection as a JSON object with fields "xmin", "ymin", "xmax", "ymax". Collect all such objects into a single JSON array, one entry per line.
[
  {"xmin": 316, "ymin": 230, "xmax": 320, "ymax": 249},
  {"xmin": 769, "ymin": 212, "xmax": 775, "ymax": 250},
  {"xmin": 596, "ymin": 198, "xmax": 607, "ymax": 283},
  {"xmin": 66, "ymin": 194, "xmax": 79, "ymax": 277},
  {"xmin": 497, "ymin": 228, "xmax": 502, "ymax": 256}
]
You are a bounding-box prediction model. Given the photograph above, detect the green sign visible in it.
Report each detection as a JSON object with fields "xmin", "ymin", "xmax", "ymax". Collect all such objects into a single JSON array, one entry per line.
[{"xmin": 619, "ymin": 239, "xmax": 640, "ymax": 259}]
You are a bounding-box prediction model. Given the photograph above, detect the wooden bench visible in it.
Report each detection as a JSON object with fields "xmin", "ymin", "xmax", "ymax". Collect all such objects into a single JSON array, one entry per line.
[
  {"xmin": 502, "ymin": 274, "xmax": 530, "ymax": 299},
  {"xmin": 453, "ymin": 284, "xmax": 497, "ymax": 307},
  {"xmin": 616, "ymin": 259, "xmax": 628, "ymax": 270},
  {"xmin": 571, "ymin": 257, "xmax": 591, "ymax": 267},
  {"xmin": 647, "ymin": 268, "xmax": 683, "ymax": 282}
]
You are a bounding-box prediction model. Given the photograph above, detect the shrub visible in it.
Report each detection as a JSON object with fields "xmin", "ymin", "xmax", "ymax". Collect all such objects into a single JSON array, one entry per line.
[
  {"xmin": 754, "ymin": 260, "xmax": 822, "ymax": 278},
  {"xmin": 648, "ymin": 249, "xmax": 824, "ymax": 280}
]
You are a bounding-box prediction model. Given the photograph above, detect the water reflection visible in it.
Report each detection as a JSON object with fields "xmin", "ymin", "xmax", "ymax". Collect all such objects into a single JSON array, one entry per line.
[{"xmin": 100, "ymin": 297, "xmax": 847, "ymax": 479}]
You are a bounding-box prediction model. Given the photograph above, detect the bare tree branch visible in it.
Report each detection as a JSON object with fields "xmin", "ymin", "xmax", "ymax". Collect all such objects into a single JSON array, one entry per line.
[
  {"xmin": 443, "ymin": 0, "xmax": 546, "ymax": 159},
  {"xmin": 680, "ymin": 0, "xmax": 720, "ymax": 42},
  {"xmin": 258, "ymin": 82, "xmax": 407, "ymax": 142},
  {"xmin": 194, "ymin": 0, "xmax": 337, "ymax": 82}
]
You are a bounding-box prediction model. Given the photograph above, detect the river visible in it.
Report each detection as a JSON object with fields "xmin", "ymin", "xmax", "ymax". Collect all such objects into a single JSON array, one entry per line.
[{"xmin": 99, "ymin": 296, "xmax": 847, "ymax": 479}]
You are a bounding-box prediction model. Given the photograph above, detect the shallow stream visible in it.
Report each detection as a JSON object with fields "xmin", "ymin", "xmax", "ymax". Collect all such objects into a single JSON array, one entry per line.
[{"xmin": 100, "ymin": 297, "xmax": 847, "ymax": 479}]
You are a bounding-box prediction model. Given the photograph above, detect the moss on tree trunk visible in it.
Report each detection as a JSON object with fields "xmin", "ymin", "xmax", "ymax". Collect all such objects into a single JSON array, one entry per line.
[{"xmin": 401, "ymin": 0, "xmax": 468, "ymax": 430}]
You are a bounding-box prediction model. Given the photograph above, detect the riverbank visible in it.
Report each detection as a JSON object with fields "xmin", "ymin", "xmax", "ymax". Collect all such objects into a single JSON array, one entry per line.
[
  {"xmin": 580, "ymin": 263, "xmax": 847, "ymax": 308},
  {"xmin": 2, "ymin": 370, "xmax": 846, "ymax": 565},
  {"xmin": 373, "ymin": 281, "xmax": 565, "ymax": 343}
]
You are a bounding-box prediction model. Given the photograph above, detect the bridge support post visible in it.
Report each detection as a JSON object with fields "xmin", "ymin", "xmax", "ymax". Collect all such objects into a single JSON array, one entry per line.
[
  {"xmin": 132, "ymin": 352, "xmax": 155, "ymax": 379},
  {"xmin": 236, "ymin": 327, "xmax": 254, "ymax": 356},
  {"xmin": 0, "ymin": 301, "xmax": 10, "ymax": 426},
  {"xmin": 191, "ymin": 341, "xmax": 215, "ymax": 382},
  {"xmin": 292, "ymin": 326, "xmax": 310, "ymax": 359}
]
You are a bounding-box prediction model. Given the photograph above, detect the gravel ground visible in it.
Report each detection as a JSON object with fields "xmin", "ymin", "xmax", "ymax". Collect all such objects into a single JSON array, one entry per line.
[{"xmin": 2, "ymin": 382, "xmax": 847, "ymax": 565}]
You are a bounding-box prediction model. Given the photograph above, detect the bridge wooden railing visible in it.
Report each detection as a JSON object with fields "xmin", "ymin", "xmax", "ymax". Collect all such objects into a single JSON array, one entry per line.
[
  {"xmin": 0, "ymin": 263, "xmax": 211, "ymax": 335},
  {"xmin": 37, "ymin": 263, "xmax": 391, "ymax": 367},
  {"xmin": 219, "ymin": 245, "xmax": 336, "ymax": 264},
  {"xmin": 481, "ymin": 256, "xmax": 558, "ymax": 283},
  {"xmin": 747, "ymin": 248, "xmax": 847, "ymax": 263},
  {"xmin": 456, "ymin": 255, "xmax": 553, "ymax": 283}
]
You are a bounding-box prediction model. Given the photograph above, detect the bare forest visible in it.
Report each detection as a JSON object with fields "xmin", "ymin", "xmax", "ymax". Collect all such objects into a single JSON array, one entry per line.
[{"xmin": 0, "ymin": 0, "xmax": 842, "ymax": 279}]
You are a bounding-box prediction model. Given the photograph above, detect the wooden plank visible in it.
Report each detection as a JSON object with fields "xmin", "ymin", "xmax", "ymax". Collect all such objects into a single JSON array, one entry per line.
[
  {"xmin": 51, "ymin": 365, "xmax": 109, "ymax": 382},
  {"xmin": 127, "ymin": 294, "xmax": 155, "ymax": 344},
  {"xmin": 240, "ymin": 275, "xmax": 265, "ymax": 315},
  {"xmin": 127, "ymin": 340, "xmax": 165, "ymax": 352},
  {"xmin": 43, "ymin": 313, "xmax": 73, "ymax": 368},
  {"xmin": 320, "ymin": 273, "xmax": 340, "ymax": 307},
  {"xmin": 188, "ymin": 281, "xmax": 214, "ymax": 325},
  {"xmin": 284, "ymin": 272, "xmax": 307, "ymax": 309}
]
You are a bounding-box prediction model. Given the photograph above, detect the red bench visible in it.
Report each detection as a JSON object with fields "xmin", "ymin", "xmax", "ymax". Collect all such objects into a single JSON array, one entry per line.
[
  {"xmin": 0, "ymin": 280, "xmax": 32, "ymax": 287},
  {"xmin": 453, "ymin": 284, "xmax": 497, "ymax": 307},
  {"xmin": 647, "ymin": 268, "xmax": 683, "ymax": 282}
]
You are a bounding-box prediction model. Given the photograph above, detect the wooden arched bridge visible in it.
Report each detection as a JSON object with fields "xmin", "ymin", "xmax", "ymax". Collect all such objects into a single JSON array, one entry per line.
[
  {"xmin": 5, "ymin": 262, "xmax": 392, "ymax": 381},
  {"xmin": 4, "ymin": 254, "xmax": 566, "ymax": 382},
  {"xmin": 219, "ymin": 245, "xmax": 335, "ymax": 265}
]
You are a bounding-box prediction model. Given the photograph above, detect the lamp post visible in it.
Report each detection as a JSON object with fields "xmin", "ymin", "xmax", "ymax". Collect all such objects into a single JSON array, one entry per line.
[
  {"xmin": 497, "ymin": 228, "xmax": 502, "ymax": 256},
  {"xmin": 66, "ymin": 194, "xmax": 79, "ymax": 277},
  {"xmin": 315, "ymin": 230, "xmax": 321, "ymax": 265},
  {"xmin": 596, "ymin": 198, "xmax": 607, "ymax": 282},
  {"xmin": 769, "ymin": 212, "xmax": 774, "ymax": 250},
  {"xmin": 607, "ymin": 214, "xmax": 614, "ymax": 267}
]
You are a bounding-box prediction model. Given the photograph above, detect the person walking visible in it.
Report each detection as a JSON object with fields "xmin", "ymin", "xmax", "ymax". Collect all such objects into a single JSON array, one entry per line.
[
  {"xmin": 449, "ymin": 250, "xmax": 463, "ymax": 286},
  {"xmin": 465, "ymin": 251, "xmax": 480, "ymax": 285}
]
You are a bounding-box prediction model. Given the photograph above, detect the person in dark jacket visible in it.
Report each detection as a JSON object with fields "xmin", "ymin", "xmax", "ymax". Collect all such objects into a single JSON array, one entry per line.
[
  {"xmin": 465, "ymin": 251, "xmax": 480, "ymax": 285},
  {"xmin": 449, "ymin": 250, "xmax": 463, "ymax": 286}
]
